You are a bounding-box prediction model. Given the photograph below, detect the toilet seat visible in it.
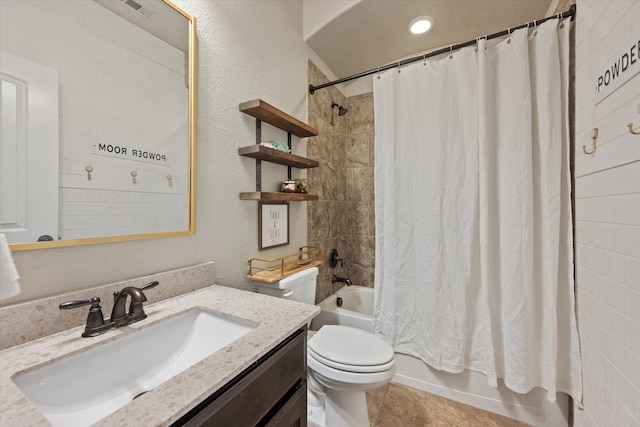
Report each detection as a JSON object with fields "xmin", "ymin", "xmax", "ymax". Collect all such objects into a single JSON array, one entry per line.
[
  {"xmin": 308, "ymin": 347, "xmax": 395, "ymax": 373},
  {"xmin": 307, "ymin": 352, "xmax": 395, "ymax": 389},
  {"xmin": 308, "ymin": 325, "xmax": 395, "ymax": 373}
]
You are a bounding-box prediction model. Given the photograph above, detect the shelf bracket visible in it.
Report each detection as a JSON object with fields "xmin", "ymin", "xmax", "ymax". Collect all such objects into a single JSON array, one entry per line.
[
  {"xmin": 287, "ymin": 132, "xmax": 292, "ymax": 180},
  {"xmin": 256, "ymin": 119, "xmax": 262, "ymax": 191}
]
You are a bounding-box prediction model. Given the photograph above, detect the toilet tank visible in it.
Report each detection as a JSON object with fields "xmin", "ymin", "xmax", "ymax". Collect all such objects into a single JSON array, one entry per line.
[{"xmin": 255, "ymin": 267, "xmax": 318, "ymax": 304}]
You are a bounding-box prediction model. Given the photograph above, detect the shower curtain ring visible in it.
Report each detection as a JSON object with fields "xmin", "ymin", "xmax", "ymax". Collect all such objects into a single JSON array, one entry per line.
[
  {"xmin": 377, "ymin": 67, "xmax": 381, "ymax": 79},
  {"xmin": 449, "ymin": 45, "xmax": 453, "ymax": 59},
  {"xmin": 533, "ymin": 20, "xmax": 538, "ymax": 36},
  {"xmin": 582, "ymin": 128, "xmax": 598, "ymax": 155},
  {"xmin": 423, "ymin": 53, "xmax": 427, "ymax": 65},
  {"xmin": 507, "ymin": 28, "xmax": 511, "ymax": 44},
  {"xmin": 397, "ymin": 61, "xmax": 401, "ymax": 73}
]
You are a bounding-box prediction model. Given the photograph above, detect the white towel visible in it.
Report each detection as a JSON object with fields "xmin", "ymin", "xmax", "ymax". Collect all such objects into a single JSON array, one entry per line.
[{"xmin": 0, "ymin": 233, "xmax": 21, "ymax": 300}]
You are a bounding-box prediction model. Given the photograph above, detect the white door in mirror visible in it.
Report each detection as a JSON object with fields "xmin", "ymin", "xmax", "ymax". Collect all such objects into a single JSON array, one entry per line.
[{"xmin": 0, "ymin": 52, "xmax": 59, "ymax": 244}]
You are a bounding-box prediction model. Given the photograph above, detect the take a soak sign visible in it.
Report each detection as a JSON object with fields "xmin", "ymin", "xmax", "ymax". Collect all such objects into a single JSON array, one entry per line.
[{"xmin": 595, "ymin": 33, "xmax": 640, "ymax": 105}]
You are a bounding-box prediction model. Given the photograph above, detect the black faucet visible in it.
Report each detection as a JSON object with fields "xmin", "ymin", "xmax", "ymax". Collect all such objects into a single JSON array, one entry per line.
[
  {"xmin": 111, "ymin": 286, "xmax": 148, "ymax": 327},
  {"xmin": 59, "ymin": 281, "xmax": 159, "ymax": 337},
  {"xmin": 331, "ymin": 275, "xmax": 352, "ymax": 286},
  {"xmin": 111, "ymin": 281, "xmax": 159, "ymax": 327}
]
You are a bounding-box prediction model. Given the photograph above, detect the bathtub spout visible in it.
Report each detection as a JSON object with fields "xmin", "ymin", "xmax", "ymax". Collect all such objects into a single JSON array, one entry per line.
[{"xmin": 332, "ymin": 275, "xmax": 352, "ymax": 286}]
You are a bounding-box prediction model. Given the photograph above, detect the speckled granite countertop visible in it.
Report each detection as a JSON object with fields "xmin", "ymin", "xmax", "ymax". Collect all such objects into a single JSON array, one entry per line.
[{"xmin": 0, "ymin": 285, "xmax": 320, "ymax": 426}]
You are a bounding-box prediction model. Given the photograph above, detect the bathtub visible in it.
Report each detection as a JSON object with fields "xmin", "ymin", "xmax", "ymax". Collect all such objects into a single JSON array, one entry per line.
[
  {"xmin": 310, "ymin": 284, "xmax": 568, "ymax": 426},
  {"xmin": 311, "ymin": 285, "xmax": 374, "ymax": 332}
]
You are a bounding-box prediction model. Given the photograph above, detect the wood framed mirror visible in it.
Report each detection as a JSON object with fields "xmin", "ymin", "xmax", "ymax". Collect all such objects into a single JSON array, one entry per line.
[{"xmin": 0, "ymin": 0, "xmax": 196, "ymax": 250}]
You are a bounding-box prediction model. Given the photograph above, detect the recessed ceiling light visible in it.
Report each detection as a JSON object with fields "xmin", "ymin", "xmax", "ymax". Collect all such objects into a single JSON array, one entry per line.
[{"xmin": 409, "ymin": 16, "xmax": 434, "ymax": 35}]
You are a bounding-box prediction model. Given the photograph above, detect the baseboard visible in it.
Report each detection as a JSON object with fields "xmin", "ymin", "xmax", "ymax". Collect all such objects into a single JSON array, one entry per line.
[{"xmin": 392, "ymin": 353, "xmax": 569, "ymax": 427}]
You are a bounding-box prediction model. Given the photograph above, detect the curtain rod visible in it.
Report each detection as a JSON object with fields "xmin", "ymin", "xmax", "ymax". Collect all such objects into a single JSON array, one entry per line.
[{"xmin": 308, "ymin": 4, "xmax": 576, "ymax": 95}]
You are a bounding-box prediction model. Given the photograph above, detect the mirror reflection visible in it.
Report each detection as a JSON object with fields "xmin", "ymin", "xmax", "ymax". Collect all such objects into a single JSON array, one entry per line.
[{"xmin": 0, "ymin": 0, "xmax": 195, "ymax": 249}]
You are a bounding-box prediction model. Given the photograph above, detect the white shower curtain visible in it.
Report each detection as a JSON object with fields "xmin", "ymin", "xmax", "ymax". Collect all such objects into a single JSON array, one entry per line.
[{"xmin": 373, "ymin": 19, "xmax": 582, "ymax": 404}]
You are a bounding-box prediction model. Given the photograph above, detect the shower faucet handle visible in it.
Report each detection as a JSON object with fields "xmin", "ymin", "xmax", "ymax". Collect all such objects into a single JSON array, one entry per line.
[{"xmin": 329, "ymin": 249, "xmax": 344, "ymax": 269}]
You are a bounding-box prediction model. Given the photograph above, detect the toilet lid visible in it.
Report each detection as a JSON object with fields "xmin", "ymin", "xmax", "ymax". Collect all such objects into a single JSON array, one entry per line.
[{"xmin": 308, "ymin": 325, "xmax": 394, "ymax": 368}]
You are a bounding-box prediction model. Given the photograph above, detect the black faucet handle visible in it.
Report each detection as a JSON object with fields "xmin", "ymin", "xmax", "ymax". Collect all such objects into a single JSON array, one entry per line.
[
  {"xmin": 139, "ymin": 281, "xmax": 159, "ymax": 291},
  {"xmin": 59, "ymin": 297, "xmax": 101, "ymax": 310}
]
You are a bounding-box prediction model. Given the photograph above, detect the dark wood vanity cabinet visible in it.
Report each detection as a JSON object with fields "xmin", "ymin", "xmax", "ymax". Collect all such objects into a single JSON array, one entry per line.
[{"xmin": 173, "ymin": 328, "xmax": 307, "ymax": 427}]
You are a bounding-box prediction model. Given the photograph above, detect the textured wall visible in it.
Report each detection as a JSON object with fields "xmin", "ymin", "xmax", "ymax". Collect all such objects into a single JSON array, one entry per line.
[
  {"xmin": 555, "ymin": 0, "xmax": 575, "ymax": 14},
  {"xmin": 3, "ymin": 0, "xmax": 311, "ymax": 305}
]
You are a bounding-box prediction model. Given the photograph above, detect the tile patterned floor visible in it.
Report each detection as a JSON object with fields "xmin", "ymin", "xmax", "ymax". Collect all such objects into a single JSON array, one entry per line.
[{"xmin": 366, "ymin": 382, "xmax": 530, "ymax": 427}]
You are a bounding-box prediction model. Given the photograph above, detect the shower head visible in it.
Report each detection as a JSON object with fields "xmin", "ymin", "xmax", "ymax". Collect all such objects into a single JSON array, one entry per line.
[{"xmin": 331, "ymin": 101, "xmax": 348, "ymax": 116}]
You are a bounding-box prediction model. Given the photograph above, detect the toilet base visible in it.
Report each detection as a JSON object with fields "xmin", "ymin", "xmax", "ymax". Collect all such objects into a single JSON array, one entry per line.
[
  {"xmin": 307, "ymin": 388, "xmax": 370, "ymax": 427},
  {"xmin": 307, "ymin": 373, "xmax": 371, "ymax": 427},
  {"xmin": 325, "ymin": 388, "xmax": 370, "ymax": 427}
]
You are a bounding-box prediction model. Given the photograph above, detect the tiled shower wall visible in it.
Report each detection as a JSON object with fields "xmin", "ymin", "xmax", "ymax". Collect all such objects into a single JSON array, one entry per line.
[
  {"xmin": 307, "ymin": 60, "xmax": 375, "ymax": 303},
  {"xmin": 307, "ymin": 60, "xmax": 348, "ymax": 303},
  {"xmin": 345, "ymin": 93, "xmax": 375, "ymax": 288}
]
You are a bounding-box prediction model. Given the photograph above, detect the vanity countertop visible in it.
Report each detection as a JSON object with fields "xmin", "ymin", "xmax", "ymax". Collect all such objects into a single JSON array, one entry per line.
[{"xmin": 0, "ymin": 285, "xmax": 320, "ymax": 426}]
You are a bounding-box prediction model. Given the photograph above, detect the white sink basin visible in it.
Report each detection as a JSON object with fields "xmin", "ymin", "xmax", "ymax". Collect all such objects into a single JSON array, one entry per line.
[{"xmin": 13, "ymin": 308, "xmax": 256, "ymax": 427}]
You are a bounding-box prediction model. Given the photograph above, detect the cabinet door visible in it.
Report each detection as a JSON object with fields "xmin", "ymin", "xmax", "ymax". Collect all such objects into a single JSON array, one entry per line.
[
  {"xmin": 176, "ymin": 329, "xmax": 306, "ymax": 427},
  {"xmin": 263, "ymin": 381, "xmax": 306, "ymax": 427}
]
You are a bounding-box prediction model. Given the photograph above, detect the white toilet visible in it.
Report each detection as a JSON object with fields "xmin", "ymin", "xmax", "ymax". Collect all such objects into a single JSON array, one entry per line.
[{"xmin": 255, "ymin": 267, "xmax": 395, "ymax": 427}]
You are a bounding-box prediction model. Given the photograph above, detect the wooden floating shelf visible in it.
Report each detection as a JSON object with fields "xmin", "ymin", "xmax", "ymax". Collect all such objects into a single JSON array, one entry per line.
[
  {"xmin": 240, "ymin": 192, "xmax": 319, "ymax": 201},
  {"xmin": 239, "ymin": 99, "xmax": 318, "ymax": 138},
  {"xmin": 238, "ymin": 145, "xmax": 319, "ymax": 169}
]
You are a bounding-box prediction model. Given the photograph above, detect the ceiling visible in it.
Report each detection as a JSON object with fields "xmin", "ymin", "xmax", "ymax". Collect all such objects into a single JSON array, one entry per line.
[
  {"xmin": 305, "ymin": 0, "xmax": 555, "ymax": 86},
  {"xmin": 95, "ymin": 0, "xmax": 189, "ymax": 52}
]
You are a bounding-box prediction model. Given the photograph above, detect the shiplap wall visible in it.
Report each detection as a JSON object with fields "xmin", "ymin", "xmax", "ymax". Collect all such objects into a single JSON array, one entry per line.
[
  {"xmin": 0, "ymin": 1, "xmax": 189, "ymax": 240},
  {"xmin": 574, "ymin": 1, "xmax": 640, "ymax": 426}
]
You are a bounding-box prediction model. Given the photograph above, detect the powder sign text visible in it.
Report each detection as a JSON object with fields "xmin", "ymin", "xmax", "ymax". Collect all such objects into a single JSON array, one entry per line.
[
  {"xmin": 594, "ymin": 35, "xmax": 640, "ymax": 105},
  {"xmin": 92, "ymin": 142, "xmax": 170, "ymax": 165}
]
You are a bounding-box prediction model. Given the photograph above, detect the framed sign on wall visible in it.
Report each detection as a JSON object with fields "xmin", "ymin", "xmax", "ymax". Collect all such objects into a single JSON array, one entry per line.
[{"xmin": 259, "ymin": 202, "xmax": 289, "ymax": 250}]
